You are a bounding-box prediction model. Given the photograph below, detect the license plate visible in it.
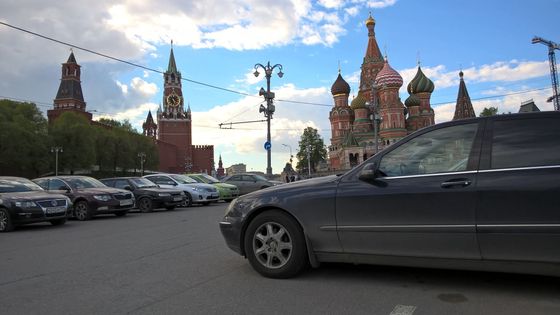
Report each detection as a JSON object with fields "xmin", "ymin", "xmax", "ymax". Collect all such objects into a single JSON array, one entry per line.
[
  {"xmin": 173, "ymin": 197, "xmax": 183, "ymax": 201},
  {"xmin": 46, "ymin": 207, "xmax": 66, "ymax": 214},
  {"xmin": 120, "ymin": 199, "xmax": 133, "ymax": 206}
]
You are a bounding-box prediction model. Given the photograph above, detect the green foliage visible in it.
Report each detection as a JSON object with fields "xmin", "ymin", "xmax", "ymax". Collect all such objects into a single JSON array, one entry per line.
[
  {"xmin": 49, "ymin": 112, "xmax": 96, "ymax": 174},
  {"xmin": 0, "ymin": 99, "xmax": 50, "ymax": 177},
  {"xmin": 479, "ymin": 107, "xmax": 498, "ymax": 117},
  {"xmin": 295, "ymin": 127, "xmax": 327, "ymax": 174}
]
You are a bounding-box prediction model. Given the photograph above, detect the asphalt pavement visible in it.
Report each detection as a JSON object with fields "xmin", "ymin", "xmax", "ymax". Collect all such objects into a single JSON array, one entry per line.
[{"xmin": 1, "ymin": 203, "xmax": 559, "ymax": 315}]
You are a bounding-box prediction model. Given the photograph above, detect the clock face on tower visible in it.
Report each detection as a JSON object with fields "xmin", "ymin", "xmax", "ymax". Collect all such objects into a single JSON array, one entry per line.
[{"xmin": 167, "ymin": 93, "xmax": 181, "ymax": 107}]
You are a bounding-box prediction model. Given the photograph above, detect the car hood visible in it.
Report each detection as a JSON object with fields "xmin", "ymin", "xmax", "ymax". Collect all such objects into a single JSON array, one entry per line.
[
  {"xmin": 137, "ymin": 187, "xmax": 182, "ymax": 194},
  {"xmin": 214, "ymin": 183, "xmax": 238, "ymax": 189},
  {"xmin": 240, "ymin": 175, "xmax": 340, "ymax": 199},
  {"xmin": 1, "ymin": 191, "xmax": 68, "ymax": 201},
  {"xmin": 74, "ymin": 187, "xmax": 130, "ymax": 195}
]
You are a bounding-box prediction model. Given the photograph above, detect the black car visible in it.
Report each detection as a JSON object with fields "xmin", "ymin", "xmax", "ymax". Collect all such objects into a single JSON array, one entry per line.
[
  {"xmin": 33, "ymin": 176, "xmax": 134, "ymax": 221},
  {"xmin": 100, "ymin": 177, "xmax": 185, "ymax": 212},
  {"xmin": 0, "ymin": 177, "xmax": 71, "ymax": 232},
  {"xmin": 220, "ymin": 111, "xmax": 560, "ymax": 278}
]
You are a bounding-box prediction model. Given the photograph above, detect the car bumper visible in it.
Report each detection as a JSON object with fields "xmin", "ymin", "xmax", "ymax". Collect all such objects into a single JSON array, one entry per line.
[
  {"xmin": 155, "ymin": 195, "xmax": 185, "ymax": 207},
  {"xmin": 91, "ymin": 199, "xmax": 134, "ymax": 213},
  {"xmin": 12, "ymin": 208, "xmax": 69, "ymax": 225},
  {"xmin": 192, "ymin": 193, "xmax": 219, "ymax": 203},
  {"xmin": 219, "ymin": 216, "xmax": 243, "ymax": 255}
]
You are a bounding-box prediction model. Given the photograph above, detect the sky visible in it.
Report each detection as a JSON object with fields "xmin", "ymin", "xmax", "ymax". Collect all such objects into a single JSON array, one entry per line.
[{"xmin": 1, "ymin": 0, "xmax": 559, "ymax": 174}]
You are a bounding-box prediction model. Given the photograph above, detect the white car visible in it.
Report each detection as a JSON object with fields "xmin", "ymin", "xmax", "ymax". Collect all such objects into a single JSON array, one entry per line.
[{"xmin": 143, "ymin": 174, "xmax": 219, "ymax": 206}]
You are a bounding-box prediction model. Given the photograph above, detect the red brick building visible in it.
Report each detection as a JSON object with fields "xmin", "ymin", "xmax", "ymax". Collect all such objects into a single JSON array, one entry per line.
[{"xmin": 142, "ymin": 45, "xmax": 214, "ymax": 174}]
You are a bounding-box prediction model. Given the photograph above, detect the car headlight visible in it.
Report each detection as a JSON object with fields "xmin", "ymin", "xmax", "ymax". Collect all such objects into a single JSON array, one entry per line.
[
  {"xmin": 15, "ymin": 201, "xmax": 37, "ymax": 208},
  {"xmin": 93, "ymin": 195, "xmax": 112, "ymax": 201},
  {"xmin": 158, "ymin": 193, "xmax": 171, "ymax": 197},
  {"xmin": 191, "ymin": 187, "xmax": 200, "ymax": 192}
]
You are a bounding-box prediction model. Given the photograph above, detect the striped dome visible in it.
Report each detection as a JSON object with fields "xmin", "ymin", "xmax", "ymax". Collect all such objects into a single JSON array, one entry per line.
[
  {"xmin": 350, "ymin": 92, "xmax": 367, "ymax": 110},
  {"xmin": 331, "ymin": 73, "xmax": 351, "ymax": 95},
  {"xmin": 407, "ymin": 66, "xmax": 434, "ymax": 94},
  {"xmin": 375, "ymin": 59, "xmax": 403, "ymax": 88},
  {"xmin": 404, "ymin": 93, "xmax": 421, "ymax": 107}
]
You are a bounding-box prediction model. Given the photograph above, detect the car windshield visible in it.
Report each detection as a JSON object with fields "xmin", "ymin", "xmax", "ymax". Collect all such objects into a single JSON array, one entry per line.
[
  {"xmin": 253, "ymin": 174, "xmax": 268, "ymax": 181},
  {"xmin": 170, "ymin": 174, "xmax": 197, "ymax": 184},
  {"xmin": 130, "ymin": 178, "xmax": 158, "ymax": 188},
  {"xmin": 0, "ymin": 178, "xmax": 44, "ymax": 193},
  {"xmin": 195, "ymin": 174, "xmax": 220, "ymax": 184},
  {"xmin": 64, "ymin": 177, "xmax": 106, "ymax": 189}
]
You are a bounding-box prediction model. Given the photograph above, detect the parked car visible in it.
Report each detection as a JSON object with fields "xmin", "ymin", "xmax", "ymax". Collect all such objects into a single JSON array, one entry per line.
[
  {"xmin": 220, "ymin": 111, "xmax": 560, "ymax": 278},
  {"xmin": 33, "ymin": 176, "xmax": 134, "ymax": 221},
  {"xmin": 100, "ymin": 177, "xmax": 186, "ymax": 212},
  {"xmin": 186, "ymin": 173, "xmax": 239, "ymax": 202},
  {"xmin": 221, "ymin": 173, "xmax": 282, "ymax": 195},
  {"xmin": 143, "ymin": 174, "xmax": 219, "ymax": 206},
  {"xmin": 0, "ymin": 177, "xmax": 71, "ymax": 232}
]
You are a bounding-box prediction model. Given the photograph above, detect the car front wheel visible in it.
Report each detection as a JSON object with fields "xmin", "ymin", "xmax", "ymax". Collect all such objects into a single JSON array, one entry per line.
[
  {"xmin": 244, "ymin": 210, "xmax": 308, "ymax": 278},
  {"xmin": 0, "ymin": 208, "xmax": 14, "ymax": 232},
  {"xmin": 138, "ymin": 197, "xmax": 153, "ymax": 213},
  {"xmin": 74, "ymin": 201, "xmax": 92, "ymax": 221},
  {"xmin": 182, "ymin": 193, "xmax": 192, "ymax": 207}
]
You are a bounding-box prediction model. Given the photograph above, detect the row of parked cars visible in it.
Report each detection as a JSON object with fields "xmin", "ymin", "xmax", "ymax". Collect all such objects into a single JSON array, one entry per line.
[{"xmin": 0, "ymin": 172, "xmax": 253, "ymax": 232}]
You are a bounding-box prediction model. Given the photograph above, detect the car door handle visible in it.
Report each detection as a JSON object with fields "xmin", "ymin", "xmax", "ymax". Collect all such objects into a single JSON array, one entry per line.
[{"xmin": 441, "ymin": 179, "xmax": 472, "ymax": 188}]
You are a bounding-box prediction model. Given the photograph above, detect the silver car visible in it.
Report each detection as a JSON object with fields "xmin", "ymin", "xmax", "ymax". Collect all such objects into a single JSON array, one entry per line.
[
  {"xmin": 143, "ymin": 174, "xmax": 219, "ymax": 206},
  {"xmin": 221, "ymin": 173, "xmax": 282, "ymax": 195}
]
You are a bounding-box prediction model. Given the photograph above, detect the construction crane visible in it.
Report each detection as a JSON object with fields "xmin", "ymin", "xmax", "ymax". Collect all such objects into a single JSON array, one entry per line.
[{"xmin": 532, "ymin": 36, "xmax": 560, "ymax": 111}]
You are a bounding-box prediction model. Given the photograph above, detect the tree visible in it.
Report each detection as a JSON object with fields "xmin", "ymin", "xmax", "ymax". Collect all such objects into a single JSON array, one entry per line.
[
  {"xmin": 0, "ymin": 99, "xmax": 51, "ymax": 177},
  {"xmin": 479, "ymin": 107, "xmax": 498, "ymax": 117},
  {"xmin": 49, "ymin": 112, "xmax": 96, "ymax": 174},
  {"xmin": 295, "ymin": 127, "xmax": 327, "ymax": 175}
]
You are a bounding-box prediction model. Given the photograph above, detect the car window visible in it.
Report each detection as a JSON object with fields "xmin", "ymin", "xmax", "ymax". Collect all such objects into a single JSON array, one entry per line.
[
  {"xmin": 48, "ymin": 179, "xmax": 69, "ymax": 191},
  {"xmin": 379, "ymin": 123, "xmax": 479, "ymax": 177},
  {"xmin": 230, "ymin": 175, "xmax": 242, "ymax": 181},
  {"xmin": 114, "ymin": 179, "xmax": 130, "ymax": 189},
  {"xmin": 64, "ymin": 177, "xmax": 106, "ymax": 189},
  {"xmin": 491, "ymin": 117, "xmax": 560, "ymax": 169},
  {"xmin": 33, "ymin": 178, "xmax": 48, "ymax": 190},
  {"xmin": 0, "ymin": 179, "xmax": 44, "ymax": 192},
  {"xmin": 199, "ymin": 174, "xmax": 220, "ymax": 183},
  {"xmin": 171, "ymin": 174, "xmax": 197, "ymax": 184},
  {"xmin": 242, "ymin": 175, "xmax": 255, "ymax": 182},
  {"xmin": 130, "ymin": 178, "xmax": 157, "ymax": 188},
  {"xmin": 100, "ymin": 179, "xmax": 114, "ymax": 187}
]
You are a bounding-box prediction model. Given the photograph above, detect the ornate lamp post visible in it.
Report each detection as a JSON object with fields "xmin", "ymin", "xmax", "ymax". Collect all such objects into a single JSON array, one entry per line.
[
  {"xmin": 51, "ymin": 146, "xmax": 63, "ymax": 176},
  {"xmin": 281, "ymin": 143, "xmax": 293, "ymax": 164},
  {"xmin": 137, "ymin": 152, "xmax": 146, "ymax": 176},
  {"xmin": 254, "ymin": 61, "xmax": 283, "ymax": 177}
]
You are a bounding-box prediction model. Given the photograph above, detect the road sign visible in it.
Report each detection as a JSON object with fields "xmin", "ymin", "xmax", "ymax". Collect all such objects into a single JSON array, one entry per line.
[{"xmin": 264, "ymin": 141, "xmax": 271, "ymax": 150}]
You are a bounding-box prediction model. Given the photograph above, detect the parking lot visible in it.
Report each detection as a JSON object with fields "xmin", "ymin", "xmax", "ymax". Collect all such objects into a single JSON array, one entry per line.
[{"xmin": 1, "ymin": 203, "xmax": 559, "ymax": 315}]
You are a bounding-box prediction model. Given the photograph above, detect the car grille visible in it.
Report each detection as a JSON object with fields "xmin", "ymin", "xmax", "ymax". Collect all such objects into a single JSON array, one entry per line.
[
  {"xmin": 113, "ymin": 193, "xmax": 133, "ymax": 200},
  {"xmin": 36, "ymin": 199, "xmax": 68, "ymax": 208},
  {"xmin": 204, "ymin": 187, "xmax": 217, "ymax": 193},
  {"xmin": 230, "ymin": 188, "xmax": 238, "ymax": 191}
]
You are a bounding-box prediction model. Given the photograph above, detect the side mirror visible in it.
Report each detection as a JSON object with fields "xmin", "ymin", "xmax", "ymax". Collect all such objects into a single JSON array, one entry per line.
[
  {"xmin": 124, "ymin": 186, "xmax": 132, "ymax": 191},
  {"xmin": 59, "ymin": 186, "xmax": 71, "ymax": 192},
  {"xmin": 358, "ymin": 163, "xmax": 379, "ymax": 182}
]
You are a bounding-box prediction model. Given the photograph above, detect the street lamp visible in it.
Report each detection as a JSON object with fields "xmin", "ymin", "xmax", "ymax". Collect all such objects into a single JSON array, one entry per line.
[
  {"xmin": 254, "ymin": 61, "xmax": 283, "ymax": 177},
  {"xmin": 367, "ymin": 81, "xmax": 382, "ymax": 154},
  {"xmin": 137, "ymin": 152, "xmax": 146, "ymax": 176},
  {"xmin": 51, "ymin": 146, "xmax": 63, "ymax": 176},
  {"xmin": 281, "ymin": 143, "xmax": 293, "ymax": 164},
  {"xmin": 306, "ymin": 144, "xmax": 312, "ymax": 177}
]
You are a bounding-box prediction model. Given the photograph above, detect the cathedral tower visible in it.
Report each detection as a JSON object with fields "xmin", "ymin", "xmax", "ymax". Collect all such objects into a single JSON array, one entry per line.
[{"xmin": 453, "ymin": 71, "xmax": 476, "ymax": 120}]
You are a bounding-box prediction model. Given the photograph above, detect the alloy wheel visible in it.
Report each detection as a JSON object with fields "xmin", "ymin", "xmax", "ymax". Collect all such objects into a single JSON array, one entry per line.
[{"xmin": 252, "ymin": 222, "xmax": 293, "ymax": 269}]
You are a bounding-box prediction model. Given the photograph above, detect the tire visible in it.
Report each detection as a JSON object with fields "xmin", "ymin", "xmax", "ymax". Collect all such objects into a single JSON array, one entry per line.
[
  {"xmin": 114, "ymin": 211, "xmax": 127, "ymax": 217},
  {"xmin": 182, "ymin": 193, "xmax": 193, "ymax": 207},
  {"xmin": 138, "ymin": 197, "xmax": 153, "ymax": 213},
  {"xmin": 165, "ymin": 206, "xmax": 176, "ymax": 210},
  {"xmin": 244, "ymin": 210, "xmax": 308, "ymax": 278},
  {"xmin": 50, "ymin": 218, "xmax": 67, "ymax": 226},
  {"xmin": 0, "ymin": 208, "xmax": 14, "ymax": 232},
  {"xmin": 74, "ymin": 201, "xmax": 92, "ymax": 221}
]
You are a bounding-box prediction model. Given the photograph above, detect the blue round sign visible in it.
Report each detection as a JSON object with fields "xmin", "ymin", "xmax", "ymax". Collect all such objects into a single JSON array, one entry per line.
[{"xmin": 264, "ymin": 141, "xmax": 271, "ymax": 150}]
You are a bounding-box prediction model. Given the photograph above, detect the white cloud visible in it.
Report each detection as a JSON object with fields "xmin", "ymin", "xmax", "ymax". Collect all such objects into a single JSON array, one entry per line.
[
  {"xmin": 130, "ymin": 77, "xmax": 158, "ymax": 98},
  {"xmin": 318, "ymin": 0, "xmax": 345, "ymax": 9}
]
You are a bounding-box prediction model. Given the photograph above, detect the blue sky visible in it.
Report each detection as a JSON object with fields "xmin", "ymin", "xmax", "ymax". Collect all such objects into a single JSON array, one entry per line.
[{"xmin": 1, "ymin": 0, "xmax": 558, "ymax": 174}]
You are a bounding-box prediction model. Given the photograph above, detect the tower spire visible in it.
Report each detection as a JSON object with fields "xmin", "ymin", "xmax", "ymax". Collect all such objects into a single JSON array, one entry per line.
[{"xmin": 167, "ymin": 41, "xmax": 178, "ymax": 73}]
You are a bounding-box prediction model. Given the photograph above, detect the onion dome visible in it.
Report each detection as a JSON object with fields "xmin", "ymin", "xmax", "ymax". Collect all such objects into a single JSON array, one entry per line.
[
  {"xmin": 375, "ymin": 58, "xmax": 403, "ymax": 88},
  {"xmin": 350, "ymin": 92, "xmax": 367, "ymax": 110},
  {"xmin": 365, "ymin": 13, "xmax": 375, "ymax": 26},
  {"xmin": 407, "ymin": 66, "xmax": 434, "ymax": 94},
  {"xmin": 404, "ymin": 93, "xmax": 421, "ymax": 107},
  {"xmin": 331, "ymin": 72, "xmax": 351, "ymax": 95}
]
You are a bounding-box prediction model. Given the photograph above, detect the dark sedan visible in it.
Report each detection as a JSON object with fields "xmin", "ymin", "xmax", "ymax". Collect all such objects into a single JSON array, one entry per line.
[
  {"xmin": 0, "ymin": 177, "xmax": 71, "ymax": 232},
  {"xmin": 220, "ymin": 112, "xmax": 560, "ymax": 278},
  {"xmin": 33, "ymin": 176, "xmax": 134, "ymax": 221},
  {"xmin": 100, "ymin": 177, "xmax": 185, "ymax": 212}
]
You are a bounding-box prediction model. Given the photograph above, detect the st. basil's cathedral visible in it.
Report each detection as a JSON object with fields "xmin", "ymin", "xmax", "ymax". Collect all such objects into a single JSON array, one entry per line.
[{"xmin": 328, "ymin": 13, "xmax": 436, "ymax": 171}]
